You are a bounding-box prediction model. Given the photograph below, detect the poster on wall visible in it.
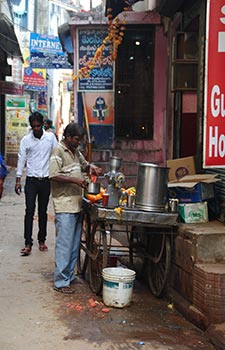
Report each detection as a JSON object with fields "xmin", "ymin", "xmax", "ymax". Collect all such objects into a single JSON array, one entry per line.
[
  {"xmin": 77, "ymin": 28, "xmax": 114, "ymax": 91},
  {"xmin": 82, "ymin": 92, "xmax": 114, "ymax": 147},
  {"xmin": 22, "ymin": 48, "xmax": 47, "ymax": 91},
  {"xmin": 203, "ymin": 0, "xmax": 225, "ymax": 167},
  {"xmin": 82, "ymin": 92, "xmax": 114, "ymax": 125},
  {"xmin": 5, "ymin": 95, "xmax": 30, "ymax": 154}
]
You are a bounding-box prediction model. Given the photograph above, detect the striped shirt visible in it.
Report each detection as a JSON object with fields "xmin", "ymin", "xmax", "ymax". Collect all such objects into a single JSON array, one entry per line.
[{"xmin": 49, "ymin": 141, "xmax": 89, "ymax": 213}]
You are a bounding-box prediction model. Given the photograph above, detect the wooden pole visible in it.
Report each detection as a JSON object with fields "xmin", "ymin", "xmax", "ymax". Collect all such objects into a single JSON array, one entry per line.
[{"xmin": 82, "ymin": 92, "xmax": 92, "ymax": 162}]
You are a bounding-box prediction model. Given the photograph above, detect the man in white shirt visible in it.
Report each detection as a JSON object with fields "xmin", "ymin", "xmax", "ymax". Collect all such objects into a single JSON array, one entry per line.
[{"xmin": 15, "ymin": 112, "xmax": 58, "ymax": 256}]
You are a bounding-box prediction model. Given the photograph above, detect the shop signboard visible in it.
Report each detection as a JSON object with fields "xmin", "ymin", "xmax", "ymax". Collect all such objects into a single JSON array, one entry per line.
[
  {"xmin": 77, "ymin": 28, "xmax": 113, "ymax": 91},
  {"xmin": 29, "ymin": 32, "xmax": 72, "ymax": 69},
  {"xmin": 22, "ymin": 47, "xmax": 47, "ymax": 91},
  {"xmin": 6, "ymin": 97, "xmax": 26, "ymax": 109},
  {"xmin": 203, "ymin": 0, "xmax": 225, "ymax": 167},
  {"xmin": 23, "ymin": 67, "xmax": 47, "ymax": 91}
]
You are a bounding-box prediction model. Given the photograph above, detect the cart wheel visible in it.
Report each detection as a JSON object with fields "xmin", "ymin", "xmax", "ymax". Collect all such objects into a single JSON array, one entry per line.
[
  {"xmin": 77, "ymin": 211, "xmax": 90, "ymax": 277},
  {"xmin": 88, "ymin": 222, "xmax": 108, "ymax": 295},
  {"xmin": 129, "ymin": 226, "xmax": 148, "ymax": 275},
  {"xmin": 147, "ymin": 234, "xmax": 171, "ymax": 297}
]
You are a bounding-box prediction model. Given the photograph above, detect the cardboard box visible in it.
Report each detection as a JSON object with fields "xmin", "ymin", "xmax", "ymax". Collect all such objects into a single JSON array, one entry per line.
[
  {"xmin": 167, "ymin": 156, "xmax": 196, "ymax": 181},
  {"xmin": 168, "ymin": 174, "xmax": 220, "ymax": 203},
  {"xmin": 178, "ymin": 202, "xmax": 208, "ymax": 223}
]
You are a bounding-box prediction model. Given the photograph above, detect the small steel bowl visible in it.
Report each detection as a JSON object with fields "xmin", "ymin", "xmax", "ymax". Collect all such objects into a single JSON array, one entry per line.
[{"xmin": 87, "ymin": 182, "xmax": 100, "ymax": 194}]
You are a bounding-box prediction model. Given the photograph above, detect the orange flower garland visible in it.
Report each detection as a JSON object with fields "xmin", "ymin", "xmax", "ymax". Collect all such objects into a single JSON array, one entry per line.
[{"xmin": 73, "ymin": 3, "xmax": 130, "ymax": 81}]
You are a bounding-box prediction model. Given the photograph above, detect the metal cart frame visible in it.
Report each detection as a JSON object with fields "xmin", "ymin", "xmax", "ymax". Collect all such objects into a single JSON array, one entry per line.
[{"xmin": 79, "ymin": 199, "xmax": 178, "ymax": 298}]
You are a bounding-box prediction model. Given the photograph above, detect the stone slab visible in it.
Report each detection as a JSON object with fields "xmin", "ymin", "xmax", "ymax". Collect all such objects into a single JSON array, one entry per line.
[{"xmin": 178, "ymin": 222, "xmax": 225, "ymax": 263}]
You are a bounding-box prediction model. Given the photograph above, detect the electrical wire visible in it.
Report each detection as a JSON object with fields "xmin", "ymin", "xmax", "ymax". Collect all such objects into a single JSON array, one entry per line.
[
  {"xmin": 0, "ymin": 41, "xmax": 22, "ymax": 58},
  {"xmin": 0, "ymin": 32, "xmax": 20, "ymax": 45}
]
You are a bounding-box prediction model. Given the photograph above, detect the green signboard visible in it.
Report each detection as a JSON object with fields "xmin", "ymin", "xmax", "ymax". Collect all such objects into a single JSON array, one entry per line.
[{"xmin": 6, "ymin": 97, "xmax": 26, "ymax": 109}]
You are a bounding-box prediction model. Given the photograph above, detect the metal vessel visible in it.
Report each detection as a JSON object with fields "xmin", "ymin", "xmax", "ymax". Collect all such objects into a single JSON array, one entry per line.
[{"xmin": 135, "ymin": 162, "xmax": 169, "ymax": 212}]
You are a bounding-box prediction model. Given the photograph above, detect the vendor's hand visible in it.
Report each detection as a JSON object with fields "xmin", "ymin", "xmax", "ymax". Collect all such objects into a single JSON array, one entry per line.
[
  {"xmin": 89, "ymin": 164, "xmax": 102, "ymax": 177},
  {"xmin": 77, "ymin": 178, "xmax": 88, "ymax": 189},
  {"xmin": 15, "ymin": 183, "xmax": 22, "ymax": 195}
]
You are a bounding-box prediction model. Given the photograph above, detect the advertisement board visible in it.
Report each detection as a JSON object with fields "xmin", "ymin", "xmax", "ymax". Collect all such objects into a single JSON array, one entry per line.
[
  {"xmin": 22, "ymin": 47, "xmax": 47, "ymax": 91},
  {"xmin": 5, "ymin": 95, "xmax": 30, "ymax": 154},
  {"xmin": 203, "ymin": 0, "xmax": 225, "ymax": 167},
  {"xmin": 77, "ymin": 28, "xmax": 113, "ymax": 91},
  {"xmin": 29, "ymin": 33, "xmax": 72, "ymax": 69}
]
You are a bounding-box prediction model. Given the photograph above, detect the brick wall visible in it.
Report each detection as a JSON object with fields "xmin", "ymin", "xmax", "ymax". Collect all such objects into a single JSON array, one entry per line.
[{"xmin": 193, "ymin": 264, "xmax": 225, "ymax": 324}]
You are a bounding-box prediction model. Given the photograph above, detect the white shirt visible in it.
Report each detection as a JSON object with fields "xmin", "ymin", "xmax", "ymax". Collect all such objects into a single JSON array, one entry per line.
[{"xmin": 16, "ymin": 130, "xmax": 58, "ymax": 178}]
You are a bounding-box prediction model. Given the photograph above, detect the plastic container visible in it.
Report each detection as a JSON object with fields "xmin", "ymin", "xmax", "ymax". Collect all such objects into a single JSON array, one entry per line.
[
  {"xmin": 102, "ymin": 193, "xmax": 109, "ymax": 206},
  {"xmin": 102, "ymin": 267, "xmax": 136, "ymax": 308}
]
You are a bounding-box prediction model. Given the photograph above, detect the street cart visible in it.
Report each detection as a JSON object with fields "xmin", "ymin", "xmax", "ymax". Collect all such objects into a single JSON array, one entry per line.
[{"xmin": 79, "ymin": 198, "xmax": 178, "ymax": 298}]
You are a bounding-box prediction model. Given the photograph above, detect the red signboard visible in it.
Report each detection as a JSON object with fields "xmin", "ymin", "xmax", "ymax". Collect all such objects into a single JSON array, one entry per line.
[{"xmin": 204, "ymin": 0, "xmax": 225, "ymax": 167}]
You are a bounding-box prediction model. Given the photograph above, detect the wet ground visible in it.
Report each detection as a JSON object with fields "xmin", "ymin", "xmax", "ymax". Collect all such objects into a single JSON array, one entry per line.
[
  {"xmin": 0, "ymin": 168, "xmax": 217, "ymax": 350},
  {"xmin": 53, "ymin": 278, "xmax": 215, "ymax": 350}
]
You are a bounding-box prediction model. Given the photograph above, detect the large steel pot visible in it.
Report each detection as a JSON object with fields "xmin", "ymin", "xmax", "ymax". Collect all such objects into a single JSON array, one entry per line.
[{"xmin": 135, "ymin": 162, "xmax": 169, "ymax": 212}]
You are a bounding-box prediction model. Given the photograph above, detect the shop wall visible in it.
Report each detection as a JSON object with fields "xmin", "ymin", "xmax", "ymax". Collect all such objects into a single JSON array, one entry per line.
[
  {"xmin": 113, "ymin": 26, "xmax": 168, "ymax": 165},
  {"xmin": 73, "ymin": 23, "xmax": 167, "ymax": 164}
]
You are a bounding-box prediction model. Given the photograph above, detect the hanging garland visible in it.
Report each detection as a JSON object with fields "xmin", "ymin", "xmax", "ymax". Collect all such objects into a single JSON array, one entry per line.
[{"xmin": 73, "ymin": 2, "xmax": 131, "ymax": 81}]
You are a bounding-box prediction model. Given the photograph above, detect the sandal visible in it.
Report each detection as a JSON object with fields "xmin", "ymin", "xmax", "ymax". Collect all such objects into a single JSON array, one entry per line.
[
  {"xmin": 53, "ymin": 286, "xmax": 74, "ymax": 294},
  {"xmin": 20, "ymin": 246, "xmax": 32, "ymax": 256},
  {"xmin": 39, "ymin": 243, "xmax": 48, "ymax": 251}
]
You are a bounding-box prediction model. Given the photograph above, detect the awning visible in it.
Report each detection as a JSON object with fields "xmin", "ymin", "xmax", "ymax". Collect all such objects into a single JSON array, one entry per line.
[
  {"xmin": 58, "ymin": 23, "xmax": 74, "ymax": 66},
  {"xmin": 0, "ymin": 12, "xmax": 23, "ymax": 62}
]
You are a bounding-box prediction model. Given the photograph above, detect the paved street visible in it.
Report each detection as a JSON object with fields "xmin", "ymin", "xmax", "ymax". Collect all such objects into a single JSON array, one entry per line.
[{"xmin": 0, "ymin": 168, "xmax": 217, "ymax": 350}]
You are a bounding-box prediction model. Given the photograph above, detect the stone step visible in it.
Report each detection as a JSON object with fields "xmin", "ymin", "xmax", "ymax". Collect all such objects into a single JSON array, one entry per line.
[
  {"xmin": 171, "ymin": 220, "xmax": 225, "ymax": 332},
  {"xmin": 170, "ymin": 262, "xmax": 225, "ymax": 330},
  {"xmin": 177, "ymin": 221, "xmax": 225, "ymax": 264},
  {"xmin": 169, "ymin": 263, "xmax": 225, "ymax": 329}
]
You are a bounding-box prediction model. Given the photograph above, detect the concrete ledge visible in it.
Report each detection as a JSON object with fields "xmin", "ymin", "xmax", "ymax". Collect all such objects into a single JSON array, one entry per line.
[
  {"xmin": 169, "ymin": 287, "xmax": 208, "ymax": 330},
  {"xmin": 178, "ymin": 221, "xmax": 225, "ymax": 263},
  {"xmin": 170, "ymin": 287, "xmax": 225, "ymax": 350}
]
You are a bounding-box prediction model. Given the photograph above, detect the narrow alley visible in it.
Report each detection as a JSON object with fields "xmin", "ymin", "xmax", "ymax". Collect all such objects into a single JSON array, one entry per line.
[{"xmin": 0, "ymin": 168, "xmax": 217, "ymax": 350}]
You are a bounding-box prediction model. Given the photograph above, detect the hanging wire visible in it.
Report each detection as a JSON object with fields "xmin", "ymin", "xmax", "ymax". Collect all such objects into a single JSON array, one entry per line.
[
  {"xmin": 0, "ymin": 42, "xmax": 22, "ymax": 58},
  {"xmin": 0, "ymin": 31, "xmax": 21, "ymax": 45}
]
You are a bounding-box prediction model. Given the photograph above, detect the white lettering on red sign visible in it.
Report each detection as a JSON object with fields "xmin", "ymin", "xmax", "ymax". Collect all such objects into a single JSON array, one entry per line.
[
  {"xmin": 209, "ymin": 126, "xmax": 225, "ymax": 157},
  {"xmin": 209, "ymin": 84, "xmax": 225, "ymax": 157},
  {"xmin": 211, "ymin": 84, "xmax": 225, "ymax": 117}
]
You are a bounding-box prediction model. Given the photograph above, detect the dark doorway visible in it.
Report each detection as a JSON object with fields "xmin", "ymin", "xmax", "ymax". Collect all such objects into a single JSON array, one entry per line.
[{"xmin": 115, "ymin": 25, "xmax": 154, "ymax": 140}]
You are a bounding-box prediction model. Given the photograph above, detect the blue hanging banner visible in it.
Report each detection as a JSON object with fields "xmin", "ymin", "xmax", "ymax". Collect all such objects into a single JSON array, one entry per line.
[{"xmin": 29, "ymin": 33, "xmax": 72, "ymax": 69}]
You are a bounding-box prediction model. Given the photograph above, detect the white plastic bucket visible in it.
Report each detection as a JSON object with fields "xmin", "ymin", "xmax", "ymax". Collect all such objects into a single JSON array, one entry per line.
[{"xmin": 102, "ymin": 267, "xmax": 136, "ymax": 308}]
